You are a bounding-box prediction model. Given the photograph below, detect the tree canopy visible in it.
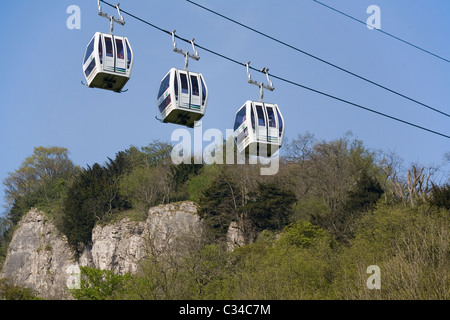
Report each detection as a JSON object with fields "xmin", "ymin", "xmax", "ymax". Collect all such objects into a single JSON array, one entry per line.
[{"xmin": 1, "ymin": 135, "xmax": 449, "ymax": 300}]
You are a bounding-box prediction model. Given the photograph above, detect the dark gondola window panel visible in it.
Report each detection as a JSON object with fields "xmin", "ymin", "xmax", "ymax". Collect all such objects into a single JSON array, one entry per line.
[
  {"xmin": 180, "ymin": 73, "xmax": 189, "ymax": 94},
  {"xmin": 116, "ymin": 39, "xmax": 124, "ymax": 59},
  {"xmin": 191, "ymin": 75, "xmax": 199, "ymax": 96},
  {"xmin": 159, "ymin": 95, "xmax": 172, "ymax": 113},
  {"xmin": 105, "ymin": 37, "xmax": 113, "ymax": 57},
  {"xmin": 85, "ymin": 58, "xmax": 96, "ymax": 77},
  {"xmin": 267, "ymin": 107, "xmax": 276, "ymax": 128},
  {"xmin": 84, "ymin": 37, "xmax": 95, "ymax": 64}
]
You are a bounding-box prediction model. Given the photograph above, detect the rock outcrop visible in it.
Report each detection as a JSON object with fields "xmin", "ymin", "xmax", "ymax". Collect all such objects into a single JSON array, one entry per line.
[{"xmin": 0, "ymin": 201, "xmax": 201, "ymax": 299}]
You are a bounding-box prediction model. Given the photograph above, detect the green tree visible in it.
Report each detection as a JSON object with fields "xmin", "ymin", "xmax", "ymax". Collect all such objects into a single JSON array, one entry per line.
[
  {"xmin": 62, "ymin": 163, "xmax": 107, "ymax": 252},
  {"xmin": 312, "ymin": 170, "xmax": 384, "ymax": 244},
  {"xmin": 120, "ymin": 165, "xmax": 171, "ymax": 216},
  {"xmin": 3, "ymin": 147, "xmax": 78, "ymax": 224},
  {"xmin": 278, "ymin": 220, "xmax": 326, "ymax": 248},
  {"xmin": 170, "ymin": 161, "xmax": 204, "ymax": 201},
  {"xmin": 3, "ymin": 146, "xmax": 77, "ymax": 206},
  {"xmin": 187, "ymin": 164, "xmax": 222, "ymax": 203},
  {"xmin": 198, "ymin": 171, "xmax": 241, "ymax": 242},
  {"xmin": 429, "ymin": 183, "xmax": 450, "ymax": 210},
  {"xmin": 0, "ymin": 278, "xmax": 43, "ymax": 300},
  {"xmin": 70, "ymin": 267, "xmax": 131, "ymax": 300},
  {"xmin": 61, "ymin": 152, "xmax": 132, "ymax": 253},
  {"xmin": 141, "ymin": 140, "xmax": 173, "ymax": 167},
  {"xmin": 243, "ymin": 183, "xmax": 297, "ymax": 240}
]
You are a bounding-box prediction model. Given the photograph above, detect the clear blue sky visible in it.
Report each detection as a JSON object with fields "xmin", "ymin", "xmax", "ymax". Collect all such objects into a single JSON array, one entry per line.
[{"xmin": 1, "ymin": 0, "xmax": 449, "ymax": 214}]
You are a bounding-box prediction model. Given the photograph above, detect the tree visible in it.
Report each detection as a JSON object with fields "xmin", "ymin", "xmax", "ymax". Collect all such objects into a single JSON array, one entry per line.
[
  {"xmin": 120, "ymin": 165, "xmax": 171, "ymax": 215},
  {"xmin": 243, "ymin": 183, "xmax": 297, "ymax": 240},
  {"xmin": 2, "ymin": 147, "xmax": 78, "ymax": 229},
  {"xmin": 429, "ymin": 183, "xmax": 450, "ymax": 210},
  {"xmin": 198, "ymin": 171, "xmax": 241, "ymax": 242},
  {"xmin": 61, "ymin": 151, "xmax": 133, "ymax": 252},
  {"xmin": 140, "ymin": 140, "xmax": 173, "ymax": 167},
  {"xmin": 0, "ymin": 278, "xmax": 43, "ymax": 300},
  {"xmin": 312, "ymin": 170, "xmax": 384, "ymax": 244},
  {"xmin": 283, "ymin": 133, "xmax": 378, "ymax": 215},
  {"xmin": 62, "ymin": 163, "xmax": 107, "ymax": 251},
  {"xmin": 3, "ymin": 146, "xmax": 77, "ymax": 207},
  {"xmin": 343, "ymin": 171, "xmax": 384, "ymax": 214},
  {"xmin": 277, "ymin": 220, "xmax": 326, "ymax": 248},
  {"xmin": 390, "ymin": 165, "xmax": 435, "ymax": 207},
  {"xmin": 70, "ymin": 267, "xmax": 131, "ymax": 300}
]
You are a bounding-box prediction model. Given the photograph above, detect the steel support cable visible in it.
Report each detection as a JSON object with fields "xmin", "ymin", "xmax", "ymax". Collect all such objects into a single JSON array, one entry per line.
[
  {"xmin": 312, "ymin": 0, "xmax": 450, "ymax": 64},
  {"xmin": 185, "ymin": 0, "xmax": 450, "ymax": 119},
  {"xmin": 99, "ymin": 0, "xmax": 450, "ymax": 139}
]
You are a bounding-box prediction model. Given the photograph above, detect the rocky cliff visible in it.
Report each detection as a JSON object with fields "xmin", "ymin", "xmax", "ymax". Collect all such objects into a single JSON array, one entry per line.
[{"xmin": 0, "ymin": 201, "xmax": 203, "ymax": 300}]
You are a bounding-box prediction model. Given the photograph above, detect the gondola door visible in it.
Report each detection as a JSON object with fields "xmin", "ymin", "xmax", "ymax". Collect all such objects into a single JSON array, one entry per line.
[
  {"xmin": 114, "ymin": 37, "xmax": 126, "ymax": 76},
  {"xmin": 189, "ymin": 73, "xmax": 201, "ymax": 112},
  {"xmin": 103, "ymin": 35, "xmax": 115, "ymax": 73},
  {"xmin": 265, "ymin": 104, "xmax": 279, "ymax": 145},
  {"xmin": 254, "ymin": 103, "xmax": 268, "ymax": 144},
  {"xmin": 178, "ymin": 71, "xmax": 191, "ymax": 110}
]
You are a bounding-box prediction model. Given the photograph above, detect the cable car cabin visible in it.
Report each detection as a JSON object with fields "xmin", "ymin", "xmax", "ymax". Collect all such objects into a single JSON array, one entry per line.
[
  {"xmin": 157, "ymin": 68, "xmax": 208, "ymax": 128},
  {"xmin": 82, "ymin": 32, "xmax": 133, "ymax": 93},
  {"xmin": 233, "ymin": 101, "xmax": 285, "ymax": 157}
]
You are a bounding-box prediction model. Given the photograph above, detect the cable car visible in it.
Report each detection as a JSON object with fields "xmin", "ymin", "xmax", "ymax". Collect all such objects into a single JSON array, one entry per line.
[
  {"xmin": 157, "ymin": 68, "xmax": 208, "ymax": 128},
  {"xmin": 82, "ymin": 32, "xmax": 134, "ymax": 93},
  {"xmin": 156, "ymin": 32, "xmax": 208, "ymax": 128},
  {"xmin": 234, "ymin": 101, "xmax": 285, "ymax": 157},
  {"xmin": 234, "ymin": 63, "xmax": 285, "ymax": 157}
]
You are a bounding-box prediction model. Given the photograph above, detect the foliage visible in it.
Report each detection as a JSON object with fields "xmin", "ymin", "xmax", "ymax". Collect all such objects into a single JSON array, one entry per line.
[
  {"xmin": 242, "ymin": 183, "xmax": 297, "ymax": 240},
  {"xmin": 277, "ymin": 220, "xmax": 326, "ymax": 248},
  {"xmin": 198, "ymin": 171, "xmax": 240, "ymax": 241},
  {"xmin": 70, "ymin": 266, "xmax": 131, "ymax": 300},
  {"xmin": 1, "ymin": 136, "xmax": 449, "ymax": 300},
  {"xmin": 170, "ymin": 162, "xmax": 204, "ymax": 201},
  {"xmin": 3, "ymin": 146, "xmax": 78, "ymax": 225},
  {"xmin": 3, "ymin": 146, "xmax": 77, "ymax": 205},
  {"xmin": 120, "ymin": 165, "xmax": 170, "ymax": 217},
  {"xmin": 63, "ymin": 203, "xmax": 449, "ymax": 301},
  {"xmin": 0, "ymin": 278, "xmax": 43, "ymax": 300},
  {"xmin": 61, "ymin": 151, "xmax": 134, "ymax": 252},
  {"xmin": 335, "ymin": 205, "xmax": 449, "ymax": 299},
  {"xmin": 187, "ymin": 164, "xmax": 222, "ymax": 203},
  {"xmin": 1, "ymin": 147, "xmax": 78, "ymax": 266},
  {"xmin": 312, "ymin": 169, "xmax": 384, "ymax": 244},
  {"xmin": 429, "ymin": 183, "xmax": 450, "ymax": 210}
]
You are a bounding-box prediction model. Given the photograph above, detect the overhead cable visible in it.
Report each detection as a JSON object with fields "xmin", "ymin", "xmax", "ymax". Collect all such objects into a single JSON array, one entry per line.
[
  {"xmin": 185, "ymin": 0, "xmax": 450, "ymax": 119},
  {"xmin": 99, "ymin": 0, "xmax": 450, "ymax": 139},
  {"xmin": 312, "ymin": 0, "xmax": 450, "ymax": 64}
]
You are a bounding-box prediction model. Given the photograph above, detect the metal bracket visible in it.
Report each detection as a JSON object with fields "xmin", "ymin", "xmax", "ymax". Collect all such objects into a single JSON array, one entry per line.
[
  {"xmin": 172, "ymin": 30, "xmax": 200, "ymax": 70},
  {"xmin": 246, "ymin": 62, "xmax": 274, "ymax": 102},
  {"xmin": 98, "ymin": 0, "xmax": 125, "ymax": 34}
]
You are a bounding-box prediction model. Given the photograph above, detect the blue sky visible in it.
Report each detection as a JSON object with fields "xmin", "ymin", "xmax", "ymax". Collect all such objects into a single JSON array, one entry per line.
[{"xmin": 1, "ymin": 0, "xmax": 449, "ymax": 213}]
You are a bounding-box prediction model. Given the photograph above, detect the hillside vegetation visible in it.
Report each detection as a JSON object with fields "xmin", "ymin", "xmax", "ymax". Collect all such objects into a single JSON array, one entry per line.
[{"xmin": 1, "ymin": 133, "xmax": 449, "ymax": 300}]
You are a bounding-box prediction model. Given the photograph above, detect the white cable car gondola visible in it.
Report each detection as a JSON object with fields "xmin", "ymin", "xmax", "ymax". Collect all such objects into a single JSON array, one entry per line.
[
  {"xmin": 234, "ymin": 63, "xmax": 285, "ymax": 157},
  {"xmin": 156, "ymin": 31, "xmax": 208, "ymax": 128},
  {"xmin": 82, "ymin": 2, "xmax": 134, "ymax": 93}
]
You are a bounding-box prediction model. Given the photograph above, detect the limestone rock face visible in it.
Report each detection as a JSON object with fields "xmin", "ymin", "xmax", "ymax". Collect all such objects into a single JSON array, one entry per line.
[
  {"xmin": 89, "ymin": 201, "xmax": 201, "ymax": 275},
  {"xmin": 0, "ymin": 208, "xmax": 75, "ymax": 299},
  {"xmin": 0, "ymin": 201, "xmax": 201, "ymax": 300},
  {"xmin": 226, "ymin": 221, "xmax": 245, "ymax": 251}
]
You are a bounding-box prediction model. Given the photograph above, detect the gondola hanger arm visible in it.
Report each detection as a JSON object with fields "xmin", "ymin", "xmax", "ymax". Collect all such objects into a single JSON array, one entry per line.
[
  {"xmin": 246, "ymin": 62, "xmax": 274, "ymax": 102},
  {"xmin": 172, "ymin": 30, "xmax": 200, "ymax": 70},
  {"xmin": 98, "ymin": 0, "xmax": 125, "ymax": 34}
]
